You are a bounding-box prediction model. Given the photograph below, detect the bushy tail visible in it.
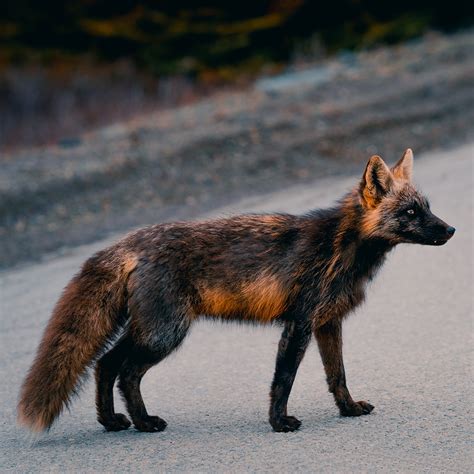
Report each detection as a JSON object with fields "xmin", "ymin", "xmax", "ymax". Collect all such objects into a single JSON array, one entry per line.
[{"xmin": 18, "ymin": 251, "xmax": 137, "ymax": 432}]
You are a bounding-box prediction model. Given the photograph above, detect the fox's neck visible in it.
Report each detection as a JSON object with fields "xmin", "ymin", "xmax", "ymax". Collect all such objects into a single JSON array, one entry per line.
[{"xmin": 304, "ymin": 191, "xmax": 394, "ymax": 284}]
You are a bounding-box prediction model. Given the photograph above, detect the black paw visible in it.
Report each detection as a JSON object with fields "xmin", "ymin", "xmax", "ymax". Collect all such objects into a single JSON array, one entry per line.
[
  {"xmin": 340, "ymin": 400, "xmax": 374, "ymax": 417},
  {"xmin": 133, "ymin": 415, "xmax": 168, "ymax": 433},
  {"xmin": 99, "ymin": 413, "xmax": 132, "ymax": 431},
  {"xmin": 270, "ymin": 415, "xmax": 302, "ymax": 432}
]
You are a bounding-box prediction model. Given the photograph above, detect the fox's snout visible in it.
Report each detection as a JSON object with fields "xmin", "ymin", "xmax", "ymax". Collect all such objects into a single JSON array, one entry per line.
[
  {"xmin": 435, "ymin": 225, "xmax": 455, "ymax": 245},
  {"xmin": 426, "ymin": 212, "xmax": 456, "ymax": 246}
]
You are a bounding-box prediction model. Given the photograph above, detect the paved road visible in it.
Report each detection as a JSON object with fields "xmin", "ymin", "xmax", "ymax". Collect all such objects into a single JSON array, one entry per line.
[{"xmin": 1, "ymin": 145, "xmax": 472, "ymax": 472}]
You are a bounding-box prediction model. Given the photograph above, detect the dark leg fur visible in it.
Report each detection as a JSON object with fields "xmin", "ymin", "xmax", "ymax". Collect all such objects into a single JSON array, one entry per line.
[
  {"xmin": 116, "ymin": 323, "xmax": 189, "ymax": 432},
  {"xmin": 95, "ymin": 336, "xmax": 132, "ymax": 431},
  {"xmin": 117, "ymin": 351, "xmax": 169, "ymax": 433},
  {"xmin": 269, "ymin": 321, "xmax": 311, "ymax": 432},
  {"xmin": 97, "ymin": 313, "xmax": 190, "ymax": 433},
  {"xmin": 111, "ymin": 271, "xmax": 193, "ymax": 432},
  {"xmin": 314, "ymin": 319, "xmax": 374, "ymax": 417}
]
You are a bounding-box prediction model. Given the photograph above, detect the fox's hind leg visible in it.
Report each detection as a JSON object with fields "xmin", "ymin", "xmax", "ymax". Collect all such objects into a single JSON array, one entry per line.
[
  {"xmin": 95, "ymin": 335, "xmax": 133, "ymax": 431},
  {"xmin": 118, "ymin": 350, "xmax": 169, "ymax": 432},
  {"xmin": 117, "ymin": 295, "xmax": 191, "ymax": 432},
  {"xmin": 113, "ymin": 265, "xmax": 193, "ymax": 432},
  {"xmin": 97, "ymin": 323, "xmax": 189, "ymax": 433},
  {"xmin": 269, "ymin": 320, "xmax": 311, "ymax": 432},
  {"xmin": 314, "ymin": 319, "xmax": 374, "ymax": 417},
  {"xmin": 117, "ymin": 325, "xmax": 189, "ymax": 432}
]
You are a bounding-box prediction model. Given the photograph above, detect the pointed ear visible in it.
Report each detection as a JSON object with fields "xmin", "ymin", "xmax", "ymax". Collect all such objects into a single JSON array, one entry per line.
[
  {"xmin": 392, "ymin": 148, "xmax": 413, "ymax": 181},
  {"xmin": 360, "ymin": 155, "xmax": 393, "ymax": 208}
]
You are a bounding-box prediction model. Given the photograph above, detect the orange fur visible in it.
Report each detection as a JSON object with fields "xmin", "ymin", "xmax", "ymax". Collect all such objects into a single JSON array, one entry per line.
[
  {"xmin": 361, "ymin": 187, "xmax": 378, "ymax": 209},
  {"xmin": 361, "ymin": 207, "xmax": 382, "ymax": 237},
  {"xmin": 122, "ymin": 254, "xmax": 138, "ymax": 275},
  {"xmin": 198, "ymin": 272, "xmax": 289, "ymax": 322}
]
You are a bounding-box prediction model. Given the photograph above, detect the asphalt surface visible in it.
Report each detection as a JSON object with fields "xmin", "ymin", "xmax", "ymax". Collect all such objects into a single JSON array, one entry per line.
[{"xmin": 1, "ymin": 144, "xmax": 472, "ymax": 472}]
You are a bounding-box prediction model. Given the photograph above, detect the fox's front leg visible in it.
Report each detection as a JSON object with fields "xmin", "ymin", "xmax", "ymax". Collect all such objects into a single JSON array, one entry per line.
[
  {"xmin": 314, "ymin": 319, "xmax": 374, "ymax": 417},
  {"xmin": 269, "ymin": 320, "xmax": 311, "ymax": 432}
]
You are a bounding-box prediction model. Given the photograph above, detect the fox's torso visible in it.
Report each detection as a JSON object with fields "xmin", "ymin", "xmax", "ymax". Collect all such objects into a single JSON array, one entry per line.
[{"xmin": 112, "ymin": 206, "xmax": 391, "ymax": 327}]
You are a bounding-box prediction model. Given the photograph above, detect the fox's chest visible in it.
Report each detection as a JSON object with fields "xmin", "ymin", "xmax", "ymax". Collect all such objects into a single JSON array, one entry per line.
[
  {"xmin": 309, "ymin": 273, "xmax": 368, "ymax": 327},
  {"xmin": 315, "ymin": 248, "xmax": 387, "ymax": 319}
]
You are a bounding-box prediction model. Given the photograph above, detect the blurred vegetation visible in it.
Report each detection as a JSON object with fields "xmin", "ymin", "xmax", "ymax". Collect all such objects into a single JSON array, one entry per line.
[
  {"xmin": 0, "ymin": 1, "xmax": 472, "ymax": 150},
  {"xmin": 1, "ymin": 1, "xmax": 472, "ymax": 79}
]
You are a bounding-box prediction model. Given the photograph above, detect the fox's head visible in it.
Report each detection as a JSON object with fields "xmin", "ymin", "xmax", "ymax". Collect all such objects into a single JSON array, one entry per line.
[{"xmin": 358, "ymin": 149, "xmax": 455, "ymax": 246}]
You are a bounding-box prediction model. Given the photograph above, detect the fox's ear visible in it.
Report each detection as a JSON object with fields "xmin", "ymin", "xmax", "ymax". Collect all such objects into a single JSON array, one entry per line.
[
  {"xmin": 360, "ymin": 155, "xmax": 393, "ymax": 208},
  {"xmin": 392, "ymin": 148, "xmax": 413, "ymax": 181}
]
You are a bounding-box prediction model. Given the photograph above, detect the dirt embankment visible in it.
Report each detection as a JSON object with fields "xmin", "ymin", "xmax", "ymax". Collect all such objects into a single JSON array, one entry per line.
[{"xmin": 1, "ymin": 30, "xmax": 473, "ymax": 269}]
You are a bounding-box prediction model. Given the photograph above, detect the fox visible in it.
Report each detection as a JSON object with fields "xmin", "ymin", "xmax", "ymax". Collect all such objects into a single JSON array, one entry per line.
[{"xmin": 18, "ymin": 149, "xmax": 455, "ymax": 434}]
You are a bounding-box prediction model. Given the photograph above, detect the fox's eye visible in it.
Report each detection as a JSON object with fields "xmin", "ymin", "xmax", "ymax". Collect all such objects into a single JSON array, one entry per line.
[{"xmin": 406, "ymin": 209, "xmax": 415, "ymax": 216}]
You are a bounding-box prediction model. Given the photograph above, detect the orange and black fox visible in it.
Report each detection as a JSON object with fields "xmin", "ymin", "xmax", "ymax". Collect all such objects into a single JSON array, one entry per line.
[{"xmin": 18, "ymin": 149, "xmax": 455, "ymax": 434}]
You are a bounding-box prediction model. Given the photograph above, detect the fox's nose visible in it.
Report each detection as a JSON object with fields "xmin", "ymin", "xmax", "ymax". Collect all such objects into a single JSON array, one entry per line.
[{"xmin": 446, "ymin": 226, "xmax": 456, "ymax": 237}]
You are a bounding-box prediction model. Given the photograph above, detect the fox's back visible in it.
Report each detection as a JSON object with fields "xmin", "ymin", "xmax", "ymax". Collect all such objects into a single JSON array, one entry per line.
[
  {"xmin": 121, "ymin": 214, "xmax": 300, "ymax": 273},
  {"xmin": 116, "ymin": 214, "xmax": 304, "ymax": 322}
]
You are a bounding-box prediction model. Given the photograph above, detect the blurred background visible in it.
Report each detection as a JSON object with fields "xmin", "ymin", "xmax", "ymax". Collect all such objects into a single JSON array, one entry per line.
[
  {"xmin": 1, "ymin": 1, "xmax": 473, "ymax": 267},
  {"xmin": 1, "ymin": 1, "xmax": 473, "ymax": 150}
]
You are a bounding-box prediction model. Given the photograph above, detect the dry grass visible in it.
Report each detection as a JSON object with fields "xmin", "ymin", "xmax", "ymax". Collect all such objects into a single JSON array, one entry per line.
[{"xmin": 0, "ymin": 59, "xmax": 221, "ymax": 151}]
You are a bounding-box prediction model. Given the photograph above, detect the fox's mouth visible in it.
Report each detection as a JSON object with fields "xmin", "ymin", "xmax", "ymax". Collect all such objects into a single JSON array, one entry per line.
[
  {"xmin": 432, "ymin": 230, "xmax": 455, "ymax": 246},
  {"xmin": 418, "ymin": 227, "xmax": 455, "ymax": 246},
  {"xmin": 430, "ymin": 238, "xmax": 448, "ymax": 246},
  {"xmin": 414, "ymin": 235, "xmax": 450, "ymax": 246}
]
